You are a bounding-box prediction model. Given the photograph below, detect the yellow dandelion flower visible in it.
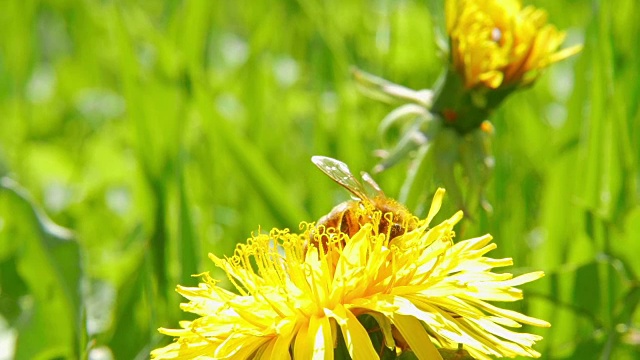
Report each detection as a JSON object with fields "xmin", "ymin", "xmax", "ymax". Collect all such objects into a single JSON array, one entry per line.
[
  {"xmin": 446, "ymin": 0, "xmax": 582, "ymax": 89},
  {"xmin": 152, "ymin": 189, "xmax": 549, "ymax": 360}
]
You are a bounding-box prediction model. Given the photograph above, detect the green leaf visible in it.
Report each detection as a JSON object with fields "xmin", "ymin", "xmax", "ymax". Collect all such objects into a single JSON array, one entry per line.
[{"xmin": 0, "ymin": 178, "xmax": 83, "ymax": 360}]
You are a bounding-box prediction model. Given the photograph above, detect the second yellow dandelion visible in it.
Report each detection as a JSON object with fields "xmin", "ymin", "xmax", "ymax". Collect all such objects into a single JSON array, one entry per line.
[{"xmin": 446, "ymin": 0, "xmax": 582, "ymax": 90}]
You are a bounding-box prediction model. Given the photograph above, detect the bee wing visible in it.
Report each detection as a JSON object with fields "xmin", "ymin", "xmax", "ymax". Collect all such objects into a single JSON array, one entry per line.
[
  {"xmin": 360, "ymin": 171, "xmax": 385, "ymax": 198},
  {"xmin": 312, "ymin": 156, "xmax": 370, "ymax": 201}
]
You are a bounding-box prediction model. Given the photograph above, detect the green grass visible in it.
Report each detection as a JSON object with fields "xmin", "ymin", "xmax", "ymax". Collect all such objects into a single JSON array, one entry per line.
[{"xmin": 0, "ymin": 0, "xmax": 638, "ymax": 359}]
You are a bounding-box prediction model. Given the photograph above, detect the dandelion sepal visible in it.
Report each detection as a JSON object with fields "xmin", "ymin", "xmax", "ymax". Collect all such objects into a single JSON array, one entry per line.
[{"xmin": 431, "ymin": 68, "xmax": 513, "ymax": 134}]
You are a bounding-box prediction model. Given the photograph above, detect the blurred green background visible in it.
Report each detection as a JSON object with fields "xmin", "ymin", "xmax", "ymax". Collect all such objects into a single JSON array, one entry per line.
[{"xmin": 0, "ymin": 0, "xmax": 638, "ymax": 359}]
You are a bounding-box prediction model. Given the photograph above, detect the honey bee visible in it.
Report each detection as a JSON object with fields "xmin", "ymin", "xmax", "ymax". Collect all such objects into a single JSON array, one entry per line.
[{"xmin": 311, "ymin": 156, "xmax": 417, "ymax": 245}]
